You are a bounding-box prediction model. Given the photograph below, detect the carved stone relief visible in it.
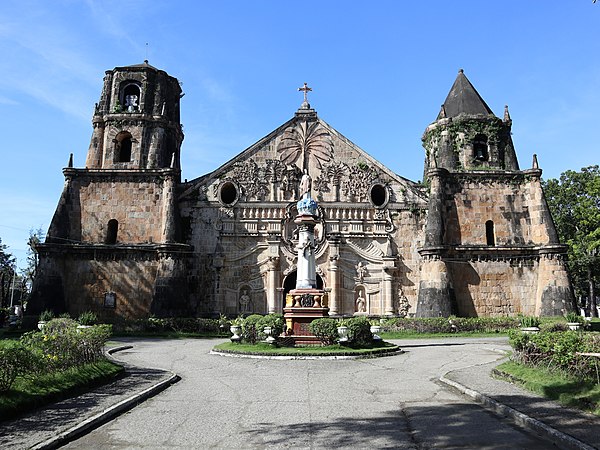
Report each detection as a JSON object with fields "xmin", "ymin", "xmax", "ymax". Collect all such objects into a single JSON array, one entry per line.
[{"xmin": 277, "ymin": 120, "xmax": 333, "ymax": 169}]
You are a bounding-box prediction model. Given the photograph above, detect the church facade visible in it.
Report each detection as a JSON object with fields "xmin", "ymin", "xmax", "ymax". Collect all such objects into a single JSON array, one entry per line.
[{"xmin": 30, "ymin": 63, "xmax": 574, "ymax": 320}]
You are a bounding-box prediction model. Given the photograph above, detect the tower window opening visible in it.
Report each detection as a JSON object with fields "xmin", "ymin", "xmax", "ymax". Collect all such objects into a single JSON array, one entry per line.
[
  {"xmin": 120, "ymin": 82, "xmax": 141, "ymax": 112},
  {"xmin": 485, "ymin": 220, "xmax": 495, "ymax": 246},
  {"xmin": 106, "ymin": 219, "xmax": 118, "ymax": 244},
  {"xmin": 473, "ymin": 134, "xmax": 489, "ymax": 162},
  {"xmin": 114, "ymin": 131, "xmax": 132, "ymax": 162}
]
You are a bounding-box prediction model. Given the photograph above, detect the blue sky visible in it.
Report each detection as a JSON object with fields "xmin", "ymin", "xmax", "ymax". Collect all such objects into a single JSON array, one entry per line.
[{"xmin": 1, "ymin": 0, "xmax": 599, "ymax": 268}]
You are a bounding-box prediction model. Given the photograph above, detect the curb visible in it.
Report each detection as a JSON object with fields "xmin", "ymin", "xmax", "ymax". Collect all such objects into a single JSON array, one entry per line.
[
  {"xmin": 31, "ymin": 345, "xmax": 179, "ymax": 450},
  {"xmin": 210, "ymin": 348, "xmax": 403, "ymax": 360},
  {"xmin": 439, "ymin": 374, "xmax": 595, "ymax": 450}
]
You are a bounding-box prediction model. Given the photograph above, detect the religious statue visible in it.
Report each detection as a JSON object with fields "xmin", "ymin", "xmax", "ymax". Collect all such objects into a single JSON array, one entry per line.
[
  {"xmin": 239, "ymin": 289, "xmax": 251, "ymax": 313},
  {"xmin": 397, "ymin": 289, "xmax": 410, "ymax": 318},
  {"xmin": 356, "ymin": 261, "xmax": 367, "ymax": 283},
  {"xmin": 125, "ymin": 94, "xmax": 138, "ymax": 112},
  {"xmin": 356, "ymin": 291, "xmax": 366, "ymax": 313},
  {"xmin": 299, "ymin": 169, "xmax": 312, "ymax": 200}
]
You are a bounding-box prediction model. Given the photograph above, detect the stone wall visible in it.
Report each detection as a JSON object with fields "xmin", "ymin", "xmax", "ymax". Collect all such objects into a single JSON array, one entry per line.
[
  {"xmin": 68, "ymin": 174, "xmax": 166, "ymax": 244},
  {"xmin": 448, "ymin": 258, "xmax": 538, "ymax": 317},
  {"xmin": 443, "ymin": 176, "xmax": 540, "ymax": 246}
]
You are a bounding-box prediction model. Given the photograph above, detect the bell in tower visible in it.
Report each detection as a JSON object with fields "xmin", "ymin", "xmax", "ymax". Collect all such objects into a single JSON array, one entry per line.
[
  {"xmin": 421, "ymin": 69, "xmax": 518, "ymax": 177},
  {"xmin": 85, "ymin": 60, "xmax": 184, "ymax": 171}
]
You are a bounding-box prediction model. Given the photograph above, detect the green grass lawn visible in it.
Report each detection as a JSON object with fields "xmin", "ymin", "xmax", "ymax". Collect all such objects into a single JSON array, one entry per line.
[
  {"xmin": 379, "ymin": 331, "xmax": 509, "ymax": 339},
  {"xmin": 214, "ymin": 341, "xmax": 400, "ymax": 356},
  {"xmin": 0, "ymin": 359, "xmax": 124, "ymax": 420},
  {"xmin": 495, "ymin": 360, "xmax": 600, "ymax": 416}
]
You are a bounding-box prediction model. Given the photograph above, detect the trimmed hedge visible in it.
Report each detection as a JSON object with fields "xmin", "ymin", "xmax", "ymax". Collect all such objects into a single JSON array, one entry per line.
[
  {"xmin": 382, "ymin": 317, "xmax": 520, "ymax": 334},
  {"xmin": 113, "ymin": 317, "xmax": 225, "ymax": 334},
  {"xmin": 309, "ymin": 318, "xmax": 339, "ymax": 345}
]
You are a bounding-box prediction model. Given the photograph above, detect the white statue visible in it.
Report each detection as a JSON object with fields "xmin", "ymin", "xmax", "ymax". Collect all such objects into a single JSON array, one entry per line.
[
  {"xmin": 299, "ymin": 169, "xmax": 312, "ymax": 200},
  {"xmin": 125, "ymin": 94, "xmax": 138, "ymax": 112},
  {"xmin": 356, "ymin": 292, "xmax": 366, "ymax": 313}
]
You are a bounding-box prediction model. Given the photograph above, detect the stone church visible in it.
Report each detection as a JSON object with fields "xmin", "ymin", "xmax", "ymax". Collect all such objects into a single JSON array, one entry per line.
[{"xmin": 30, "ymin": 62, "xmax": 574, "ymax": 320}]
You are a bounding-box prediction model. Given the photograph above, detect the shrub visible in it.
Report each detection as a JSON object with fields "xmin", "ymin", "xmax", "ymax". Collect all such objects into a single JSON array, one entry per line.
[
  {"xmin": 565, "ymin": 312, "xmax": 583, "ymax": 324},
  {"xmin": 508, "ymin": 330, "xmax": 600, "ymax": 381},
  {"xmin": 519, "ymin": 315, "xmax": 540, "ymax": 328},
  {"xmin": 542, "ymin": 321, "xmax": 569, "ymax": 333},
  {"xmin": 242, "ymin": 314, "xmax": 264, "ymax": 344},
  {"xmin": 309, "ymin": 318, "xmax": 339, "ymax": 345},
  {"xmin": 77, "ymin": 311, "xmax": 98, "ymax": 325},
  {"xmin": 39, "ymin": 310, "xmax": 55, "ymax": 322},
  {"xmin": 345, "ymin": 316, "xmax": 373, "ymax": 348},
  {"xmin": 0, "ymin": 341, "xmax": 36, "ymax": 392},
  {"xmin": 258, "ymin": 314, "xmax": 285, "ymax": 339},
  {"xmin": 20, "ymin": 321, "xmax": 112, "ymax": 371}
]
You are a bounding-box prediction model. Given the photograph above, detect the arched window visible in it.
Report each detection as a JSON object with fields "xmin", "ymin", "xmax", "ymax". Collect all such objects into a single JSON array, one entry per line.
[
  {"xmin": 473, "ymin": 134, "xmax": 489, "ymax": 162},
  {"xmin": 485, "ymin": 220, "xmax": 495, "ymax": 246},
  {"xmin": 120, "ymin": 81, "xmax": 141, "ymax": 112},
  {"xmin": 106, "ymin": 219, "xmax": 118, "ymax": 244},
  {"xmin": 114, "ymin": 131, "xmax": 132, "ymax": 162}
]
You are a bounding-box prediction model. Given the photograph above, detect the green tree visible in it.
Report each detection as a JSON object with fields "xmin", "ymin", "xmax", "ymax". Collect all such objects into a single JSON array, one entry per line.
[
  {"xmin": 543, "ymin": 166, "xmax": 600, "ymax": 316},
  {"xmin": 20, "ymin": 228, "xmax": 44, "ymax": 301},
  {"xmin": 0, "ymin": 238, "xmax": 16, "ymax": 308}
]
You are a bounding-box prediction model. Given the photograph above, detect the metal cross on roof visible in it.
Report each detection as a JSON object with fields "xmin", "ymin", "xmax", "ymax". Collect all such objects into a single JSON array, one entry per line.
[{"xmin": 298, "ymin": 82, "xmax": 312, "ymax": 103}]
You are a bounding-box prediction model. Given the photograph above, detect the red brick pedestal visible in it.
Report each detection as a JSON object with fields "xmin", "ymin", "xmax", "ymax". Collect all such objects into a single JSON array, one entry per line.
[{"xmin": 283, "ymin": 288, "xmax": 329, "ymax": 345}]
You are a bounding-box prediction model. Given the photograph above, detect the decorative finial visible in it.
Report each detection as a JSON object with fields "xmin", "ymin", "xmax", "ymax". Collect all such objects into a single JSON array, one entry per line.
[
  {"xmin": 170, "ymin": 152, "xmax": 176, "ymax": 169},
  {"xmin": 458, "ymin": 68, "xmax": 464, "ymax": 74},
  {"xmin": 298, "ymin": 82, "xmax": 312, "ymax": 109},
  {"xmin": 532, "ymin": 154, "xmax": 539, "ymax": 169},
  {"xmin": 68, "ymin": 153, "xmax": 73, "ymax": 168},
  {"xmin": 503, "ymin": 104, "xmax": 511, "ymax": 123}
]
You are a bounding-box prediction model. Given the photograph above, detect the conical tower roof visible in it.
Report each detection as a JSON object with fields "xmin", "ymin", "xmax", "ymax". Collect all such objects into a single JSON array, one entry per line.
[{"xmin": 437, "ymin": 69, "xmax": 494, "ymax": 119}]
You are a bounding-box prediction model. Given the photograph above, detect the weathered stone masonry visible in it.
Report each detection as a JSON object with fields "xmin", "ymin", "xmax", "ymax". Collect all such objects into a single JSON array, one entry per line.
[{"xmin": 30, "ymin": 64, "xmax": 575, "ymax": 320}]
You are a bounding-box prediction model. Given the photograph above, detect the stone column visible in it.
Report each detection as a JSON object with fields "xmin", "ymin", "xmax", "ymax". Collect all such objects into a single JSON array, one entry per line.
[
  {"xmin": 295, "ymin": 220, "xmax": 317, "ymax": 289},
  {"xmin": 382, "ymin": 260, "xmax": 396, "ymax": 316},
  {"xmin": 161, "ymin": 170, "xmax": 177, "ymax": 243},
  {"xmin": 266, "ymin": 256, "xmax": 280, "ymax": 314},
  {"xmin": 328, "ymin": 256, "xmax": 340, "ymax": 315},
  {"xmin": 416, "ymin": 168, "xmax": 454, "ymax": 317}
]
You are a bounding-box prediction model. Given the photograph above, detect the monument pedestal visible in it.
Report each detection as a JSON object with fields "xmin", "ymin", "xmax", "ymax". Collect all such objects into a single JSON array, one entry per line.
[{"xmin": 283, "ymin": 288, "xmax": 329, "ymax": 345}]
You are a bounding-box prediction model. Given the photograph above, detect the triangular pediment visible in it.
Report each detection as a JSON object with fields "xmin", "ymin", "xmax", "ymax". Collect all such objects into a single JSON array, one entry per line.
[{"xmin": 180, "ymin": 110, "xmax": 426, "ymax": 206}]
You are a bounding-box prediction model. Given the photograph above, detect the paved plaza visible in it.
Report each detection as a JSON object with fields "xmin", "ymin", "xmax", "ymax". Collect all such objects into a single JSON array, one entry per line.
[{"xmin": 62, "ymin": 337, "xmax": 556, "ymax": 449}]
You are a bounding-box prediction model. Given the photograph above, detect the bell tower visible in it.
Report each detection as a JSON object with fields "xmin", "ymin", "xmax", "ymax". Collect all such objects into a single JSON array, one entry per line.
[
  {"xmin": 85, "ymin": 60, "xmax": 183, "ymax": 171},
  {"xmin": 32, "ymin": 62, "xmax": 192, "ymax": 320},
  {"xmin": 416, "ymin": 69, "xmax": 573, "ymax": 318},
  {"xmin": 422, "ymin": 69, "xmax": 518, "ymax": 176}
]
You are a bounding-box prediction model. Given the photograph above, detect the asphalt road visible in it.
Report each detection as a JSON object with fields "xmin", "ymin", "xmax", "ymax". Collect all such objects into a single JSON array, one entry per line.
[{"xmin": 63, "ymin": 337, "xmax": 556, "ymax": 449}]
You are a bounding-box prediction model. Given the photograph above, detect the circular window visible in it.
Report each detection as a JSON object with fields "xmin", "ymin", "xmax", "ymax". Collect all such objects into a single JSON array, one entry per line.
[
  {"xmin": 369, "ymin": 184, "xmax": 388, "ymax": 208},
  {"xmin": 219, "ymin": 181, "xmax": 238, "ymax": 206}
]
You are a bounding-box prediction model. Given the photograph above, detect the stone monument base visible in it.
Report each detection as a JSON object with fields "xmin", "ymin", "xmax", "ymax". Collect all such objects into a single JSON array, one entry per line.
[{"xmin": 283, "ymin": 288, "xmax": 329, "ymax": 345}]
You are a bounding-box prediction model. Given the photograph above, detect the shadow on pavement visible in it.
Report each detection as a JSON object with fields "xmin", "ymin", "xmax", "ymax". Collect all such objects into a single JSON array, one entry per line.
[{"xmin": 245, "ymin": 402, "xmax": 557, "ymax": 449}]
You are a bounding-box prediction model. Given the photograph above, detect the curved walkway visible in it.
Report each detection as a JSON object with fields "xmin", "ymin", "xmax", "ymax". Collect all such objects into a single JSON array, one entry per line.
[{"xmin": 1, "ymin": 337, "xmax": 598, "ymax": 449}]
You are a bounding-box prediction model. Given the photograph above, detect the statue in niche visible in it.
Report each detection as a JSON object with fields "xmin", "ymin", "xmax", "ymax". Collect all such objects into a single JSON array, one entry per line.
[
  {"xmin": 355, "ymin": 290, "xmax": 366, "ymax": 313},
  {"xmin": 239, "ymin": 289, "xmax": 251, "ymax": 313},
  {"xmin": 356, "ymin": 261, "xmax": 367, "ymax": 283},
  {"xmin": 125, "ymin": 94, "xmax": 138, "ymax": 112}
]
